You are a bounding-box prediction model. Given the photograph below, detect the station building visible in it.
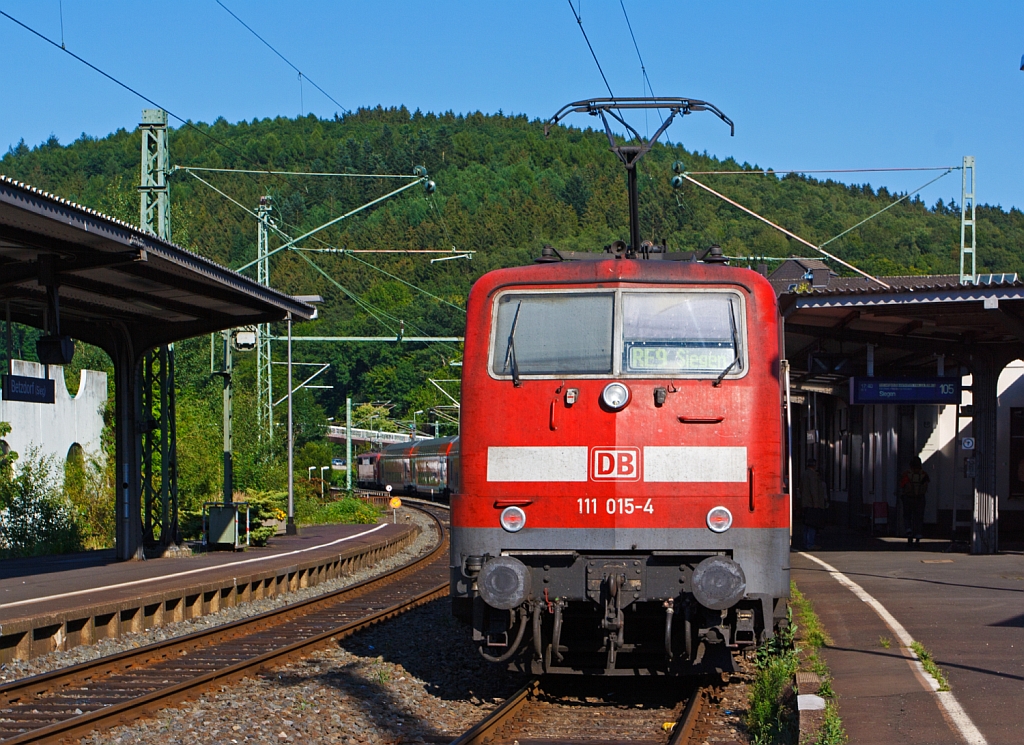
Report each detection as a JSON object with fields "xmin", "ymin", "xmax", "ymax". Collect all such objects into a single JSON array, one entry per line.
[{"xmin": 774, "ymin": 258, "xmax": 1024, "ymax": 550}]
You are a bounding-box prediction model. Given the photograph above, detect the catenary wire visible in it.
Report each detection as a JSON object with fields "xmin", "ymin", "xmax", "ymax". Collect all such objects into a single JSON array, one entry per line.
[
  {"xmin": 184, "ymin": 169, "xmax": 466, "ymax": 329},
  {"xmin": 294, "ymin": 250, "xmax": 461, "ymax": 355},
  {"xmin": 688, "ymin": 166, "xmax": 959, "ymax": 175},
  {"xmin": 818, "ymin": 169, "xmax": 954, "ymax": 249},
  {"xmin": 215, "ymin": 0, "xmax": 350, "ymax": 115},
  {"xmin": 2, "ymin": 8, "xmax": 454, "ymax": 345},
  {"xmin": 0, "ymin": 9, "xmax": 291, "ymax": 186},
  {"xmin": 176, "ymin": 166, "xmax": 417, "ymax": 178},
  {"xmin": 680, "ymin": 173, "xmax": 891, "ymax": 288},
  {"xmin": 566, "ymin": 0, "xmax": 615, "ymax": 99},
  {"xmin": 618, "ymin": 0, "xmax": 663, "ymax": 130}
]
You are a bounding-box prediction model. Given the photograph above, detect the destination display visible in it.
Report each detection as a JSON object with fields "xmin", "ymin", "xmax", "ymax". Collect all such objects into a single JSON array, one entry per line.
[
  {"xmin": 849, "ymin": 377, "xmax": 960, "ymax": 405},
  {"xmin": 1, "ymin": 374, "xmax": 56, "ymax": 404},
  {"xmin": 625, "ymin": 342, "xmax": 735, "ymax": 373}
]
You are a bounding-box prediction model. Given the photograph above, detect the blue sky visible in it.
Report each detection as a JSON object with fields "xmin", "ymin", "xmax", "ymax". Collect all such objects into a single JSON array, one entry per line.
[{"xmin": 3, "ymin": 1, "xmax": 1024, "ymax": 210}]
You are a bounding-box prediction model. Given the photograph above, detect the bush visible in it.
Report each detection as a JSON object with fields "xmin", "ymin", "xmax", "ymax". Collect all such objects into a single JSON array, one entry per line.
[
  {"xmin": 748, "ymin": 607, "xmax": 799, "ymax": 745},
  {"xmin": 0, "ymin": 450, "xmax": 84, "ymax": 558},
  {"xmin": 300, "ymin": 496, "xmax": 380, "ymax": 525},
  {"xmin": 62, "ymin": 444, "xmax": 115, "ymax": 550}
]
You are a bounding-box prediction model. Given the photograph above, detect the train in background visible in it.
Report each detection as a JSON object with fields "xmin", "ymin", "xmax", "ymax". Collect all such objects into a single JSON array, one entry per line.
[{"xmin": 356, "ymin": 436, "xmax": 460, "ymax": 499}]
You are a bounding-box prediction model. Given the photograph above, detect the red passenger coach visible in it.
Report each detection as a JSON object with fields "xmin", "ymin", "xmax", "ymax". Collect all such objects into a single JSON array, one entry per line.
[{"xmin": 450, "ymin": 250, "xmax": 790, "ymax": 674}]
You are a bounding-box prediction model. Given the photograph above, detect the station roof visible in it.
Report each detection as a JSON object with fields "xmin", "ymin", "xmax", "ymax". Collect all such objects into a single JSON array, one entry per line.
[
  {"xmin": 0, "ymin": 175, "xmax": 314, "ymax": 354},
  {"xmin": 778, "ymin": 267, "xmax": 1024, "ymax": 391}
]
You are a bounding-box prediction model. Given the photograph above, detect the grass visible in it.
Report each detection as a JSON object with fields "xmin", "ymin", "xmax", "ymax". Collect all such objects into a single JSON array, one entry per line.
[
  {"xmin": 789, "ymin": 582, "xmax": 848, "ymax": 745},
  {"xmin": 817, "ymin": 700, "xmax": 846, "ymax": 745},
  {"xmin": 790, "ymin": 584, "xmax": 831, "ymax": 650},
  {"xmin": 911, "ymin": 641, "xmax": 950, "ymax": 691},
  {"xmin": 747, "ymin": 607, "xmax": 799, "ymax": 744},
  {"xmin": 879, "ymin": 636, "xmax": 891, "ymax": 649}
]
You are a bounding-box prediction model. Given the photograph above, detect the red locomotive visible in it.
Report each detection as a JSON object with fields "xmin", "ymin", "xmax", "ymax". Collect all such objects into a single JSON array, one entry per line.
[
  {"xmin": 449, "ymin": 98, "xmax": 789, "ymax": 675},
  {"xmin": 450, "ymin": 250, "xmax": 788, "ymax": 674}
]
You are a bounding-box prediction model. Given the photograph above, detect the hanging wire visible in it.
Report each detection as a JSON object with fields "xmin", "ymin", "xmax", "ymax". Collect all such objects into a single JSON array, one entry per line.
[
  {"xmin": 215, "ymin": 0, "xmax": 350, "ymax": 114},
  {"xmin": 818, "ymin": 169, "xmax": 954, "ymax": 249},
  {"xmin": 176, "ymin": 166, "xmax": 419, "ymax": 178},
  {"xmin": 297, "ymin": 247, "xmax": 466, "ymax": 313},
  {"xmin": 184, "ymin": 170, "xmax": 467, "ymax": 326},
  {"xmin": 687, "ymin": 166, "xmax": 959, "ymax": 175},
  {"xmin": 428, "ymin": 195, "xmax": 458, "ymax": 251},
  {"xmin": 295, "ymin": 251, "xmax": 462, "ymax": 355},
  {"xmin": 0, "ymin": 9, "xmax": 299, "ymax": 188},
  {"xmin": 566, "ymin": 0, "xmax": 615, "ymax": 99},
  {"xmin": 618, "ymin": 0, "xmax": 663, "ymax": 133}
]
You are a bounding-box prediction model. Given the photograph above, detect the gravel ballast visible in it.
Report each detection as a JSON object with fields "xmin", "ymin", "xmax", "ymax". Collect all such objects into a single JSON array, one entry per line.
[{"xmin": 80, "ymin": 598, "xmax": 526, "ymax": 744}]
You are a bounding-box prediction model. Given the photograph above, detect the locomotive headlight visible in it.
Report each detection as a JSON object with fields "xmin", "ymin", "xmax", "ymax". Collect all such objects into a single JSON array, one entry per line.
[
  {"xmin": 706, "ymin": 506, "xmax": 733, "ymax": 533},
  {"xmin": 499, "ymin": 506, "xmax": 527, "ymax": 532},
  {"xmin": 601, "ymin": 382, "xmax": 631, "ymax": 410}
]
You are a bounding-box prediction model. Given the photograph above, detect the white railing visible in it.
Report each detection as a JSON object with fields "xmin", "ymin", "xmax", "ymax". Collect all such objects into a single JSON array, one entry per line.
[{"xmin": 325, "ymin": 425, "xmax": 428, "ymax": 445}]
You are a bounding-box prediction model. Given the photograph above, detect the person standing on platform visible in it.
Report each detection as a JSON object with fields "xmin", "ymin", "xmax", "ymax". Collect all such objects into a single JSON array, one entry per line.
[
  {"xmin": 899, "ymin": 456, "xmax": 930, "ymax": 545},
  {"xmin": 800, "ymin": 459, "xmax": 827, "ymax": 550}
]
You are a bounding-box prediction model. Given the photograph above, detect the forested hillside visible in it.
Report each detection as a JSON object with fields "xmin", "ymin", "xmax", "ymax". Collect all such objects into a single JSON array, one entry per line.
[{"xmin": 4, "ymin": 107, "xmax": 1024, "ymax": 510}]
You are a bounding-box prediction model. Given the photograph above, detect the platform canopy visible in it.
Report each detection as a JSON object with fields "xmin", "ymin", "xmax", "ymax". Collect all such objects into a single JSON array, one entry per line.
[
  {"xmin": 780, "ymin": 269, "xmax": 1024, "ymax": 554},
  {"xmin": 0, "ymin": 174, "xmax": 315, "ymax": 561},
  {"xmin": 781, "ymin": 272, "xmax": 1024, "ymax": 388},
  {"xmin": 0, "ymin": 174, "xmax": 314, "ymax": 353}
]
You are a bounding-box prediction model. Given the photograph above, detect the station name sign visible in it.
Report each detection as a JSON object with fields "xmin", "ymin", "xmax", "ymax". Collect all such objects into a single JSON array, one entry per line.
[
  {"xmin": 1, "ymin": 374, "xmax": 56, "ymax": 404},
  {"xmin": 850, "ymin": 377, "xmax": 960, "ymax": 405}
]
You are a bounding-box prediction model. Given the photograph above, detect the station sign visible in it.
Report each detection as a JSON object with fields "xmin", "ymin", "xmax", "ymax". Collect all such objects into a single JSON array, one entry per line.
[
  {"xmin": 849, "ymin": 377, "xmax": 960, "ymax": 405},
  {"xmin": 1, "ymin": 374, "xmax": 55, "ymax": 404}
]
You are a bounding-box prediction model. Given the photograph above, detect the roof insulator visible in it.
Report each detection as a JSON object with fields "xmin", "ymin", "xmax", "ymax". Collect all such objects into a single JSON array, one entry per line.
[{"xmin": 703, "ymin": 244, "xmax": 728, "ymax": 264}]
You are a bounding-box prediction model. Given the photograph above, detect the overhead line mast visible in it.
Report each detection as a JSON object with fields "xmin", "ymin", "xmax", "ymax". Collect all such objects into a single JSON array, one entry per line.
[{"xmin": 138, "ymin": 109, "xmax": 180, "ymax": 555}]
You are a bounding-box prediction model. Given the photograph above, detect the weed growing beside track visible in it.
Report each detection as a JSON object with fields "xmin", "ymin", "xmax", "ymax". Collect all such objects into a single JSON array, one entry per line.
[
  {"xmin": 747, "ymin": 582, "xmax": 848, "ymax": 744},
  {"xmin": 791, "ymin": 581, "xmax": 847, "ymax": 745},
  {"xmin": 747, "ymin": 607, "xmax": 798, "ymax": 744}
]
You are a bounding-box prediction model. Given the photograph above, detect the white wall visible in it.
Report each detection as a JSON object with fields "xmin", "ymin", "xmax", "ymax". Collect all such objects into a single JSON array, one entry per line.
[
  {"xmin": 0, "ymin": 360, "xmax": 107, "ymax": 466},
  {"xmin": 997, "ymin": 360, "xmax": 1024, "ymax": 514}
]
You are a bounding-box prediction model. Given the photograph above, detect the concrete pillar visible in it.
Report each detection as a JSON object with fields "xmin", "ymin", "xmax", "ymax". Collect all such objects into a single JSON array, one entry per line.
[{"xmin": 971, "ymin": 356, "xmax": 999, "ymax": 554}]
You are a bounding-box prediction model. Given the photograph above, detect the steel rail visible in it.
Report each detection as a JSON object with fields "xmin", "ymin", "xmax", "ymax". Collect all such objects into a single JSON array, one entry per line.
[
  {"xmin": 0, "ymin": 503, "xmax": 449, "ymax": 744},
  {"xmin": 448, "ymin": 677, "xmax": 539, "ymax": 745},
  {"xmin": 449, "ymin": 676, "xmax": 716, "ymax": 745}
]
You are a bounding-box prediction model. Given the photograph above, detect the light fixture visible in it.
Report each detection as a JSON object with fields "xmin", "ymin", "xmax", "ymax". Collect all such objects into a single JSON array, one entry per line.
[
  {"xmin": 499, "ymin": 506, "xmax": 526, "ymax": 533},
  {"xmin": 601, "ymin": 382, "xmax": 630, "ymax": 410},
  {"xmin": 706, "ymin": 506, "xmax": 733, "ymax": 533}
]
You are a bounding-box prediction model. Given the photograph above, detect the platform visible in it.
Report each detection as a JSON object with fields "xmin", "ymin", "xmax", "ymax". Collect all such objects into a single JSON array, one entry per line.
[
  {"xmin": 792, "ymin": 541, "xmax": 1023, "ymax": 745},
  {"xmin": 0, "ymin": 521, "xmax": 417, "ymax": 664}
]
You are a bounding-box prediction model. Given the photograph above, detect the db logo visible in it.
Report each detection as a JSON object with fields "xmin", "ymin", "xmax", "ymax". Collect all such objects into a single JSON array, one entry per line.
[{"xmin": 591, "ymin": 447, "xmax": 641, "ymax": 481}]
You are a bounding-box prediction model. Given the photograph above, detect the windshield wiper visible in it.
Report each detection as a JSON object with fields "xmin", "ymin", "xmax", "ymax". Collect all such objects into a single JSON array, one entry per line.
[
  {"xmin": 503, "ymin": 301, "xmax": 523, "ymax": 387},
  {"xmin": 713, "ymin": 301, "xmax": 741, "ymax": 388}
]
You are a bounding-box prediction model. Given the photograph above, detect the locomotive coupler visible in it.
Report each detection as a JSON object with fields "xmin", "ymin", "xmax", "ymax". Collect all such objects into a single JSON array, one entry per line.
[{"xmin": 601, "ymin": 573, "xmax": 627, "ymax": 670}]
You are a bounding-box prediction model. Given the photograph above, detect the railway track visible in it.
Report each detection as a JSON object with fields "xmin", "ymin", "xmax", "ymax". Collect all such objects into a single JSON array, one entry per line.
[
  {"xmin": 451, "ymin": 675, "xmax": 718, "ymax": 745},
  {"xmin": 0, "ymin": 501, "xmax": 449, "ymax": 744}
]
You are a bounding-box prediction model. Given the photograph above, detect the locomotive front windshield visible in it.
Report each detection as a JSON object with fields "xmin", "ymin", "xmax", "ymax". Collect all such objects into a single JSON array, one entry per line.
[
  {"xmin": 622, "ymin": 292, "xmax": 742, "ymax": 375},
  {"xmin": 492, "ymin": 292, "xmax": 615, "ymax": 375},
  {"xmin": 490, "ymin": 289, "xmax": 745, "ymax": 378}
]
